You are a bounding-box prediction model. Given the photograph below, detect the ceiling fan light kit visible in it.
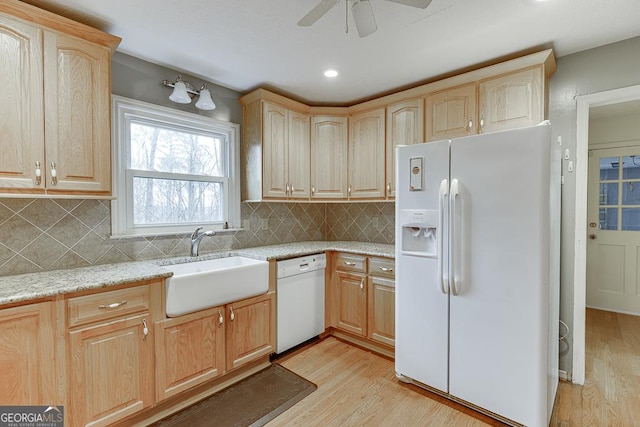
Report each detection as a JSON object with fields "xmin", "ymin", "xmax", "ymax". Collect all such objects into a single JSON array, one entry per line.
[{"xmin": 298, "ymin": 0, "xmax": 432, "ymax": 38}]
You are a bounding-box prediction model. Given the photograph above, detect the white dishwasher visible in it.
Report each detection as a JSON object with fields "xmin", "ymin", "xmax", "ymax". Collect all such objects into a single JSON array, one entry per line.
[{"xmin": 276, "ymin": 253, "xmax": 326, "ymax": 354}]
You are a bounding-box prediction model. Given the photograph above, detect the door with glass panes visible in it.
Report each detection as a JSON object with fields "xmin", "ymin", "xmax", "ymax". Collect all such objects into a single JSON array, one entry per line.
[{"xmin": 587, "ymin": 146, "xmax": 640, "ymax": 314}]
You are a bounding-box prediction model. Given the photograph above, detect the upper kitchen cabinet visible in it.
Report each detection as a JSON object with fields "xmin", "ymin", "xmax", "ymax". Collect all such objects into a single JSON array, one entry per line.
[
  {"xmin": 348, "ymin": 108, "xmax": 386, "ymax": 199},
  {"xmin": 425, "ymin": 84, "xmax": 476, "ymax": 142},
  {"xmin": 478, "ymin": 67, "xmax": 543, "ymax": 134},
  {"xmin": 310, "ymin": 115, "xmax": 348, "ymax": 199},
  {"xmin": 386, "ymin": 98, "xmax": 424, "ymax": 198},
  {"xmin": 240, "ymin": 91, "xmax": 311, "ymax": 201},
  {"xmin": 425, "ymin": 52, "xmax": 554, "ymax": 141},
  {"xmin": 0, "ymin": 0, "xmax": 120, "ymax": 197}
]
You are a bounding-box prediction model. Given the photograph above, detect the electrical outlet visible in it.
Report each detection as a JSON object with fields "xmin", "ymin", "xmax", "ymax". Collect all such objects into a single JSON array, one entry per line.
[{"xmin": 261, "ymin": 219, "xmax": 268, "ymax": 230}]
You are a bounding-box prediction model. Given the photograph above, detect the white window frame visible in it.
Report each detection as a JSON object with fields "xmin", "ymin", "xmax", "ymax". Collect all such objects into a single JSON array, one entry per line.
[{"xmin": 111, "ymin": 95, "xmax": 241, "ymax": 238}]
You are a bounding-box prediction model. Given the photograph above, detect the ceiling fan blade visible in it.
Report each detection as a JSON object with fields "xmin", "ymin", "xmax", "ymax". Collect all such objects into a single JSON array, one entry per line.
[
  {"xmin": 385, "ymin": 0, "xmax": 432, "ymax": 8},
  {"xmin": 352, "ymin": 0, "xmax": 377, "ymax": 38},
  {"xmin": 297, "ymin": 0, "xmax": 340, "ymax": 26}
]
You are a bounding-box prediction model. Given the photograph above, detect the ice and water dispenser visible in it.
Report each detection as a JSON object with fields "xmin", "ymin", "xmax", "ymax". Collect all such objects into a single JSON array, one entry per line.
[{"xmin": 399, "ymin": 209, "xmax": 438, "ymax": 257}]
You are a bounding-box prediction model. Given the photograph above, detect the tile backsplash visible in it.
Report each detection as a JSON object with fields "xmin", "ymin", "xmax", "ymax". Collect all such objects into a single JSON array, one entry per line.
[{"xmin": 0, "ymin": 199, "xmax": 394, "ymax": 276}]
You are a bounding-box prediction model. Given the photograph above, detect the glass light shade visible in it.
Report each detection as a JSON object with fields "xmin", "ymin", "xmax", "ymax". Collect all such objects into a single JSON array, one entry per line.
[
  {"xmin": 195, "ymin": 88, "xmax": 216, "ymax": 110},
  {"xmin": 169, "ymin": 80, "xmax": 191, "ymax": 104}
]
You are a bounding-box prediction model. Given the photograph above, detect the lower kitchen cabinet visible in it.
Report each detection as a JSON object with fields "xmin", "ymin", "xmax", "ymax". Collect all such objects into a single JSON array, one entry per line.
[
  {"xmin": 330, "ymin": 253, "xmax": 395, "ymax": 352},
  {"xmin": 68, "ymin": 312, "xmax": 153, "ymax": 427},
  {"xmin": 0, "ymin": 301, "xmax": 57, "ymax": 405},
  {"xmin": 155, "ymin": 308, "xmax": 225, "ymax": 401},
  {"xmin": 368, "ymin": 276, "xmax": 396, "ymax": 346},
  {"xmin": 226, "ymin": 294, "xmax": 274, "ymax": 370},
  {"xmin": 335, "ymin": 271, "xmax": 367, "ymax": 336}
]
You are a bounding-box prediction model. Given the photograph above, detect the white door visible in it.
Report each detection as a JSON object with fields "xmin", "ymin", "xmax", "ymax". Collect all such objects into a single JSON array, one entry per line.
[{"xmin": 587, "ymin": 146, "xmax": 640, "ymax": 315}]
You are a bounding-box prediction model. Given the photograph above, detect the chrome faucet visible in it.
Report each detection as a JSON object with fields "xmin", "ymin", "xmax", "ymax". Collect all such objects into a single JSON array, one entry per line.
[{"xmin": 190, "ymin": 226, "xmax": 216, "ymax": 257}]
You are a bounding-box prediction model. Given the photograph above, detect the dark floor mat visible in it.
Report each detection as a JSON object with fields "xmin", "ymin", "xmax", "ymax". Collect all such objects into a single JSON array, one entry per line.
[{"xmin": 152, "ymin": 364, "xmax": 316, "ymax": 427}]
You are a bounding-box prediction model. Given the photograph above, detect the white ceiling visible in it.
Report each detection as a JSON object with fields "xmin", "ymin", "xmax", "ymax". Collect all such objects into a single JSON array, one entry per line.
[{"xmin": 25, "ymin": 0, "xmax": 640, "ymax": 105}]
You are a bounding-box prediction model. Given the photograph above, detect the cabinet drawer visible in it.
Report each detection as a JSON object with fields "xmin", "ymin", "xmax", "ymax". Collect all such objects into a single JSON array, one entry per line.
[
  {"xmin": 335, "ymin": 253, "xmax": 366, "ymax": 273},
  {"xmin": 369, "ymin": 257, "xmax": 395, "ymax": 279},
  {"xmin": 68, "ymin": 285, "xmax": 150, "ymax": 328}
]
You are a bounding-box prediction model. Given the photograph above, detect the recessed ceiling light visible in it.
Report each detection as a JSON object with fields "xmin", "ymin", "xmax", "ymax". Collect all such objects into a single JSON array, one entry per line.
[{"xmin": 323, "ymin": 68, "xmax": 340, "ymax": 78}]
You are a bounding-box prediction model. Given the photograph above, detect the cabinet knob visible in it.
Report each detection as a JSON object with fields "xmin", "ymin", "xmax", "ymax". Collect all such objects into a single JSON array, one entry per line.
[
  {"xmin": 218, "ymin": 309, "xmax": 224, "ymax": 326},
  {"xmin": 35, "ymin": 161, "xmax": 42, "ymax": 186},
  {"xmin": 229, "ymin": 306, "xmax": 235, "ymax": 321},
  {"xmin": 50, "ymin": 161, "xmax": 58, "ymax": 186},
  {"xmin": 98, "ymin": 300, "xmax": 128, "ymax": 310}
]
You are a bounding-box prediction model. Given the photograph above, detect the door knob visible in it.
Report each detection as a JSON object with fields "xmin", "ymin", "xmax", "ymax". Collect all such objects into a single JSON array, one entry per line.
[{"xmin": 589, "ymin": 234, "xmax": 597, "ymax": 240}]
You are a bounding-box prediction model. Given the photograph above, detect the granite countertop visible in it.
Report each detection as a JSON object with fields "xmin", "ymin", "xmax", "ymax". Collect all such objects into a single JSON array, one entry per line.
[{"xmin": 0, "ymin": 241, "xmax": 394, "ymax": 307}]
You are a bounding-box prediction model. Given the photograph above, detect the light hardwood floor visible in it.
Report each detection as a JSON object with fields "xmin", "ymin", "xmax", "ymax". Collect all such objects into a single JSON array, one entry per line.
[
  {"xmin": 271, "ymin": 308, "xmax": 640, "ymax": 426},
  {"xmin": 551, "ymin": 308, "xmax": 640, "ymax": 426}
]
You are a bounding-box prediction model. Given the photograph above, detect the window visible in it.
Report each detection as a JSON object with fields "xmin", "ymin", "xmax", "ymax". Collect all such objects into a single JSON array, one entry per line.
[
  {"xmin": 598, "ymin": 154, "xmax": 640, "ymax": 231},
  {"xmin": 111, "ymin": 96, "xmax": 240, "ymax": 237}
]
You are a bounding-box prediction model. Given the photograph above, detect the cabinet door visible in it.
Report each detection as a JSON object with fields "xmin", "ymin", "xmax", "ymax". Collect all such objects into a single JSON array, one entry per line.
[
  {"xmin": 288, "ymin": 110, "xmax": 311, "ymax": 199},
  {"xmin": 478, "ymin": 67, "xmax": 543, "ymax": 134},
  {"xmin": 386, "ymin": 99, "xmax": 424, "ymax": 198},
  {"xmin": 310, "ymin": 116, "xmax": 348, "ymax": 199},
  {"xmin": 349, "ymin": 108, "xmax": 385, "ymax": 199},
  {"xmin": 0, "ymin": 302, "xmax": 57, "ymax": 405},
  {"xmin": 0, "ymin": 15, "xmax": 45, "ymax": 192},
  {"xmin": 262, "ymin": 102, "xmax": 289, "ymax": 198},
  {"xmin": 425, "ymin": 83, "xmax": 477, "ymax": 141},
  {"xmin": 226, "ymin": 294, "xmax": 274, "ymax": 371},
  {"xmin": 336, "ymin": 271, "xmax": 367, "ymax": 336},
  {"xmin": 367, "ymin": 276, "xmax": 395, "ymax": 347},
  {"xmin": 43, "ymin": 32, "xmax": 111, "ymax": 194},
  {"xmin": 68, "ymin": 313, "xmax": 153, "ymax": 427},
  {"xmin": 155, "ymin": 308, "xmax": 225, "ymax": 401}
]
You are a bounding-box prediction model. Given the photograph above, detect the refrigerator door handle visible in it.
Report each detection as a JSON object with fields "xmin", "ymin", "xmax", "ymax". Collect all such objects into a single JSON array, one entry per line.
[
  {"xmin": 438, "ymin": 179, "xmax": 449, "ymax": 294},
  {"xmin": 450, "ymin": 178, "xmax": 460, "ymax": 296}
]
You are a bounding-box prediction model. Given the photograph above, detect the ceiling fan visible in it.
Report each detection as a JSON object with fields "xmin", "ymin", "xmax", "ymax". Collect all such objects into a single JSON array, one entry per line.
[{"xmin": 297, "ymin": 0, "xmax": 433, "ymax": 38}]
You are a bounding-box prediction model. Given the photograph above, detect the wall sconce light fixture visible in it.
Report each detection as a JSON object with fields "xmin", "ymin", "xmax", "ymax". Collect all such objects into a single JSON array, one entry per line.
[{"xmin": 162, "ymin": 76, "xmax": 216, "ymax": 111}]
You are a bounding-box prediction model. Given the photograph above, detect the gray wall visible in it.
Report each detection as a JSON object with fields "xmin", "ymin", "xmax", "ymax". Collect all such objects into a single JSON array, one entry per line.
[{"xmin": 549, "ymin": 35, "xmax": 640, "ymax": 373}]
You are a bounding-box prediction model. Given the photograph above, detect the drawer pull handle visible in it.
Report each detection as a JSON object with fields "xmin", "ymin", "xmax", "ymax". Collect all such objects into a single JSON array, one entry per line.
[
  {"xmin": 344, "ymin": 261, "xmax": 356, "ymax": 266},
  {"xmin": 142, "ymin": 319, "xmax": 148, "ymax": 340},
  {"xmin": 50, "ymin": 161, "xmax": 57, "ymax": 186},
  {"xmin": 379, "ymin": 267, "xmax": 393, "ymax": 273},
  {"xmin": 218, "ymin": 309, "xmax": 224, "ymax": 326},
  {"xmin": 229, "ymin": 306, "xmax": 235, "ymax": 322},
  {"xmin": 359, "ymin": 277, "xmax": 364, "ymax": 292},
  {"xmin": 98, "ymin": 300, "xmax": 128, "ymax": 310},
  {"xmin": 35, "ymin": 161, "xmax": 42, "ymax": 185}
]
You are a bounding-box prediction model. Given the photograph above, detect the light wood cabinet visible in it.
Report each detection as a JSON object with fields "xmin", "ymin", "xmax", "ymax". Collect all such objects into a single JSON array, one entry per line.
[
  {"xmin": 348, "ymin": 108, "xmax": 386, "ymax": 199},
  {"xmin": 310, "ymin": 115, "xmax": 348, "ymax": 199},
  {"xmin": 67, "ymin": 284, "xmax": 153, "ymax": 427},
  {"xmin": 478, "ymin": 67, "xmax": 544, "ymax": 134},
  {"xmin": 386, "ymin": 98, "xmax": 424, "ymax": 198},
  {"xmin": 262, "ymin": 102, "xmax": 310, "ymax": 199},
  {"xmin": 68, "ymin": 312, "xmax": 153, "ymax": 427},
  {"xmin": 425, "ymin": 83, "xmax": 477, "ymax": 142},
  {"xmin": 367, "ymin": 257, "xmax": 395, "ymax": 347},
  {"xmin": 0, "ymin": 302, "xmax": 57, "ymax": 405},
  {"xmin": 330, "ymin": 253, "xmax": 395, "ymax": 349},
  {"xmin": 155, "ymin": 308, "xmax": 225, "ymax": 401},
  {"xmin": 0, "ymin": 14, "xmax": 44, "ymax": 192},
  {"xmin": 426, "ymin": 67, "xmax": 545, "ymax": 141},
  {"xmin": 336, "ymin": 271, "xmax": 367, "ymax": 336},
  {"xmin": 0, "ymin": 1, "xmax": 119, "ymax": 197},
  {"xmin": 226, "ymin": 294, "xmax": 275, "ymax": 371}
]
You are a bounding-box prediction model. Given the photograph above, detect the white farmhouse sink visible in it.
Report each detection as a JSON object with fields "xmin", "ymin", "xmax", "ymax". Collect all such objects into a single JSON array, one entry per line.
[{"xmin": 162, "ymin": 256, "xmax": 269, "ymax": 317}]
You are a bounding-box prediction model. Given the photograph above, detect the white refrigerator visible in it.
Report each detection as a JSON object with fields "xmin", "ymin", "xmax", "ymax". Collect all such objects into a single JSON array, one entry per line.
[{"xmin": 395, "ymin": 124, "xmax": 560, "ymax": 427}]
